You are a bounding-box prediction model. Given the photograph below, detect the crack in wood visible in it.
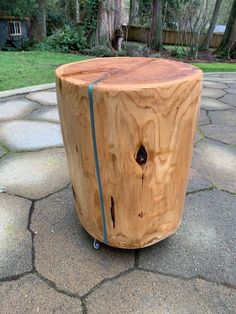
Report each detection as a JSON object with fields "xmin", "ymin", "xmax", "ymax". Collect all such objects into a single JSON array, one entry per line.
[{"xmin": 110, "ymin": 196, "xmax": 115, "ymax": 228}]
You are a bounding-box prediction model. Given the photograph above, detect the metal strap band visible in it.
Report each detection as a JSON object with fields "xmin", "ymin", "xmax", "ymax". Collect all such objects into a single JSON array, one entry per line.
[{"xmin": 88, "ymin": 82, "xmax": 108, "ymax": 244}]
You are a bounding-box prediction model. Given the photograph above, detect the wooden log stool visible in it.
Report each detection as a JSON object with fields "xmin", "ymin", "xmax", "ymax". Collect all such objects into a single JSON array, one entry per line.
[{"xmin": 56, "ymin": 57, "xmax": 203, "ymax": 249}]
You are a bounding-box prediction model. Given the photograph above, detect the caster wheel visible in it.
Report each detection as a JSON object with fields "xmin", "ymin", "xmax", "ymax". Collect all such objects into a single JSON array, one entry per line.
[
  {"xmin": 0, "ymin": 187, "xmax": 5, "ymax": 193},
  {"xmin": 93, "ymin": 239, "xmax": 101, "ymax": 250}
]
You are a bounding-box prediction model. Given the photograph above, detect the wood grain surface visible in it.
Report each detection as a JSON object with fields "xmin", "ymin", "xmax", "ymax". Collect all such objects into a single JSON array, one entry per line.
[{"xmin": 56, "ymin": 57, "xmax": 203, "ymax": 249}]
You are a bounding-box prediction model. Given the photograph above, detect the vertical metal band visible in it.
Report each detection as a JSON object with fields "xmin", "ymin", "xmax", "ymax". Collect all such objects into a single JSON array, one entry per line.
[{"xmin": 88, "ymin": 82, "xmax": 108, "ymax": 244}]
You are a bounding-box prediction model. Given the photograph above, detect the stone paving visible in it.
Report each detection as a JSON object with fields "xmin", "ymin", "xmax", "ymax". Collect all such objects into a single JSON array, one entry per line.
[{"xmin": 0, "ymin": 73, "xmax": 235, "ymax": 313}]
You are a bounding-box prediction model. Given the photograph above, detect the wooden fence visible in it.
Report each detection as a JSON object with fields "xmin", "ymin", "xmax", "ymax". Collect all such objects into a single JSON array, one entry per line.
[{"xmin": 123, "ymin": 25, "xmax": 223, "ymax": 49}]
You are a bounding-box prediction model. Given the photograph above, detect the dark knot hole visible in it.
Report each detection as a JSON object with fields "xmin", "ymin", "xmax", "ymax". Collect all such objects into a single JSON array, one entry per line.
[{"xmin": 136, "ymin": 145, "xmax": 147, "ymax": 166}]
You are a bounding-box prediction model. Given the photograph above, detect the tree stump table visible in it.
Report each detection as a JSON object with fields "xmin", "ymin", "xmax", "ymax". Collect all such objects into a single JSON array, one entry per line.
[{"xmin": 56, "ymin": 57, "xmax": 203, "ymax": 249}]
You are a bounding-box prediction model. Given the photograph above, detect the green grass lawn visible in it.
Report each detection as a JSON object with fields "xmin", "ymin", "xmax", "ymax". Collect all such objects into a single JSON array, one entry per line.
[
  {"xmin": 192, "ymin": 63, "xmax": 236, "ymax": 72},
  {"xmin": 164, "ymin": 45, "xmax": 236, "ymax": 72},
  {"xmin": 0, "ymin": 51, "xmax": 89, "ymax": 91},
  {"xmin": 0, "ymin": 50, "xmax": 235, "ymax": 91}
]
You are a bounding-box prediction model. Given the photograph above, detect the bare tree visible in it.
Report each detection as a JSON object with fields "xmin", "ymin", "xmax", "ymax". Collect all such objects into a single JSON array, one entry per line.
[
  {"xmin": 30, "ymin": 0, "xmax": 47, "ymax": 42},
  {"xmin": 218, "ymin": 0, "xmax": 236, "ymax": 57},
  {"xmin": 175, "ymin": 0, "xmax": 209, "ymax": 59},
  {"xmin": 149, "ymin": 0, "xmax": 163, "ymax": 51},
  {"xmin": 129, "ymin": 0, "xmax": 139, "ymax": 25},
  {"xmin": 200, "ymin": 0, "xmax": 222, "ymax": 50}
]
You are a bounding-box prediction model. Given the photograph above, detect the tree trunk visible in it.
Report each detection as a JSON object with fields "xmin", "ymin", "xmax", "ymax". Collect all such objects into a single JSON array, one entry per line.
[
  {"xmin": 96, "ymin": 0, "xmax": 121, "ymax": 48},
  {"xmin": 129, "ymin": 0, "xmax": 139, "ymax": 25},
  {"xmin": 218, "ymin": 0, "xmax": 236, "ymax": 52},
  {"xmin": 200, "ymin": 0, "xmax": 222, "ymax": 50},
  {"xmin": 114, "ymin": 0, "xmax": 121, "ymax": 32},
  {"xmin": 227, "ymin": 17, "xmax": 236, "ymax": 56},
  {"xmin": 149, "ymin": 0, "xmax": 163, "ymax": 51},
  {"xmin": 30, "ymin": 0, "xmax": 47, "ymax": 42},
  {"xmin": 75, "ymin": 0, "xmax": 80, "ymax": 24},
  {"xmin": 129, "ymin": 0, "xmax": 134, "ymax": 24}
]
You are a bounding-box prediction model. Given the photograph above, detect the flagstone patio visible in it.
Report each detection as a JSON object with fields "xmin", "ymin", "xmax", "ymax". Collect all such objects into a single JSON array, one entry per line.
[{"xmin": 0, "ymin": 73, "xmax": 235, "ymax": 313}]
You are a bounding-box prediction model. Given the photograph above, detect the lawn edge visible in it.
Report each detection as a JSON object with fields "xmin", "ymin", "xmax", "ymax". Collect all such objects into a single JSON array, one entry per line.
[
  {"xmin": 0, "ymin": 83, "xmax": 56, "ymax": 99},
  {"xmin": 0, "ymin": 71, "xmax": 235, "ymax": 98},
  {"xmin": 203, "ymin": 71, "xmax": 236, "ymax": 75}
]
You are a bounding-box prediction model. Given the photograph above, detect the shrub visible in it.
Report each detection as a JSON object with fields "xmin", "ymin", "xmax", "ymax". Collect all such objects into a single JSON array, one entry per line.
[
  {"xmin": 83, "ymin": 45, "xmax": 128, "ymax": 57},
  {"xmin": 37, "ymin": 25, "xmax": 88, "ymax": 53},
  {"xmin": 47, "ymin": 11, "xmax": 65, "ymax": 36},
  {"xmin": 84, "ymin": 45, "xmax": 115, "ymax": 57}
]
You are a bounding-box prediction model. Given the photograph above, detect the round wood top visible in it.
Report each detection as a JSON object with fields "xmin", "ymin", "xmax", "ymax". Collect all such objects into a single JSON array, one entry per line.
[{"xmin": 56, "ymin": 57, "xmax": 202, "ymax": 89}]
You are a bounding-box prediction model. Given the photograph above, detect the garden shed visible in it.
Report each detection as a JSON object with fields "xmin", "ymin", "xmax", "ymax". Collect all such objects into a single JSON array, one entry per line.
[{"xmin": 0, "ymin": 15, "xmax": 29, "ymax": 49}]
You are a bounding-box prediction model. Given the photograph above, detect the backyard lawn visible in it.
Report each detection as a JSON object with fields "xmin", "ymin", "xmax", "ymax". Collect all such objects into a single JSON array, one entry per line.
[
  {"xmin": 0, "ymin": 51, "xmax": 89, "ymax": 91},
  {"xmin": 0, "ymin": 51, "xmax": 236, "ymax": 91}
]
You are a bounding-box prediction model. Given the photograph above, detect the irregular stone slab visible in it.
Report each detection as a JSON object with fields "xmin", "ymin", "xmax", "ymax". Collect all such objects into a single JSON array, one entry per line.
[
  {"xmin": 201, "ymin": 124, "xmax": 236, "ymax": 145},
  {"xmin": 209, "ymin": 110, "xmax": 236, "ymax": 126},
  {"xmin": 0, "ymin": 120, "xmax": 63, "ymax": 151},
  {"xmin": 203, "ymin": 81, "xmax": 227, "ymax": 89},
  {"xmin": 220, "ymin": 73, "xmax": 236, "ymax": 80},
  {"xmin": 32, "ymin": 188, "xmax": 134, "ymax": 296},
  {"xmin": 0, "ymin": 99, "xmax": 38, "ymax": 121},
  {"xmin": 26, "ymin": 91, "xmax": 57, "ymax": 106},
  {"xmin": 139, "ymin": 189, "xmax": 236, "ymax": 286},
  {"xmin": 0, "ymin": 274, "xmax": 82, "ymax": 313},
  {"xmin": 227, "ymin": 83, "xmax": 236, "ymax": 89},
  {"xmin": 204, "ymin": 73, "xmax": 236, "ymax": 83},
  {"xmin": 198, "ymin": 109, "xmax": 210, "ymax": 125},
  {"xmin": 203, "ymin": 77, "xmax": 222, "ymax": 82},
  {"xmin": 201, "ymin": 97, "xmax": 233, "ymax": 111},
  {"xmin": 194, "ymin": 129, "xmax": 204, "ymax": 144},
  {"xmin": 187, "ymin": 168, "xmax": 213, "ymax": 193},
  {"xmin": 0, "ymin": 194, "xmax": 32, "ymax": 279},
  {"xmin": 204, "ymin": 74, "xmax": 223, "ymax": 79},
  {"xmin": 220, "ymin": 93, "xmax": 236, "ymax": 107},
  {"xmin": 204, "ymin": 78, "xmax": 235, "ymax": 85},
  {"xmin": 86, "ymin": 270, "xmax": 236, "ymax": 314},
  {"xmin": 29, "ymin": 106, "xmax": 60, "ymax": 123},
  {"xmin": 202, "ymin": 88, "xmax": 226, "ymax": 98},
  {"xmin": 225, "ymin": 88, "xmax": 236, "ymax": 95},
  {"xmin": 0, "ymin": 148, "xmax": 69, "ymax": 199},
  {"xmin": 192, "ymin": 139, "xmax": 236, "ymax": 193}
]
